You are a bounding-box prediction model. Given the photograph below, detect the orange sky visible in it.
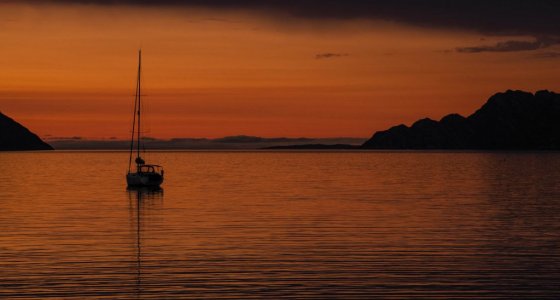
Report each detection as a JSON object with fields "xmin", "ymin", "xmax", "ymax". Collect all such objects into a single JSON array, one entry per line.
[{"xmin": 1, "ymin": 3, "xmax": 560, "ymax": 139}]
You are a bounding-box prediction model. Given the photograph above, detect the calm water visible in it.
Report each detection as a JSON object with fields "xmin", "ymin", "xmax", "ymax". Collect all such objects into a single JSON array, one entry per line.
[{"xmin": 1, "ymin": 151, "xmax": 560, "ymax": 299}]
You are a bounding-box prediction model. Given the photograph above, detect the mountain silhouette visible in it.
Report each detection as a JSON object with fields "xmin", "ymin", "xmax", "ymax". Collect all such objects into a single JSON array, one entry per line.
[
  {"xmin": 0, "ymin": 112, "xmax": 53, "ymax": 151},
  {"xmin": 362, "ymin": 90, "xmax": 560, "ymax": 150}
]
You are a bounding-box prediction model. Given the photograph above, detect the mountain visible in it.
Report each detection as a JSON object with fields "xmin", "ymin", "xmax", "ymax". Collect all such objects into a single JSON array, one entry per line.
[
  {"xmin": 0, "ymin": 112, "xmax": 53, "ymax": 151},
  {"xmin": 362, "ymin": 90, "xmax": 560, "ymax": 150}
]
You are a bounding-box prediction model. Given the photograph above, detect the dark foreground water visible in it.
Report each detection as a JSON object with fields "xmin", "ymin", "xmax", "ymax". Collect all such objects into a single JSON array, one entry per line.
[{"xmin": 0, "ymin": 151, "xmax": 560, "ymax": 299}]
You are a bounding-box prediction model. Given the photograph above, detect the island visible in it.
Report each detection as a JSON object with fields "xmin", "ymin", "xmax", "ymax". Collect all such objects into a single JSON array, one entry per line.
[
  {"xmin": 265, "ymin": 144, "xmax": 359, "ymax": 150},
  {"xmin": 0, "ymin": 112, "xmax": 53, "ymax": 151}
]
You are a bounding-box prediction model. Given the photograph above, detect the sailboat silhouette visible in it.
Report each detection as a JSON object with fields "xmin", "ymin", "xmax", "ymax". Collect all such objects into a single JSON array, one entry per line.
[{"xmin": 126, "ymin": 50, "xmax": 164, "ymax": 187}]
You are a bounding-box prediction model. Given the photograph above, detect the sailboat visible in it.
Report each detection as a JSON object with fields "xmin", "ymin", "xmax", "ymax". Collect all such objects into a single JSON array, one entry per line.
[{"xmin": 126, "ymin": 50, "xmax": 164, "ymax": 187}]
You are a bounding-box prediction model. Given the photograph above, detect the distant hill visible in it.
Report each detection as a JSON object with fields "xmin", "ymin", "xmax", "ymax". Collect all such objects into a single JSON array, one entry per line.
[
  {"xmin": 362, "ymin": 90, "xmax": 560, "ymax": 150},
  {"xmin": 265, "ymin": 144, "xmax": 359, "ymax": 150},
  {"xmin": 49, "ymin": 135, "xmax": 366, "ymax": 150},
  {"xmin": 0, "ymin": 112, "xmax": 53, "ymax": 151}
]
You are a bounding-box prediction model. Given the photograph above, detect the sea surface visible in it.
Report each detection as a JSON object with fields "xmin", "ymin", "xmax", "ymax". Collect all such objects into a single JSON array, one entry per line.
[{"xmin": 1, "ymin": 151, "xmax": 560, "ymax": 299}]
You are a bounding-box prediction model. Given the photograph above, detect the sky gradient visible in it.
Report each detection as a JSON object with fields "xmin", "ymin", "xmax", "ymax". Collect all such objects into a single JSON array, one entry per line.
[{"xmin": 1, "ymin": 1, "xmax": 560, "ymax": 139}]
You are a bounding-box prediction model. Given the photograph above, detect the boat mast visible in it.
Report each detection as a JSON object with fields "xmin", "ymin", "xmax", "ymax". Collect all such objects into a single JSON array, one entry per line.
[
  {"xmin": 137, "ymin": 49, "xmax": 142, "ymax": 162},
  {"xmin": 128, "ymin": 50, "xmax": 141, "ymax": 173}
]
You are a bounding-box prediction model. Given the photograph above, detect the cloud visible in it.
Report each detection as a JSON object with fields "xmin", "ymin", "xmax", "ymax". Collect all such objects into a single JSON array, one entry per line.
[
  {"xmin": 10, "ymin": 1, "xmax": 560, "ymax": 38},
  {"xmin": 457, "ymin": 37, "xmax": 560, "ymax": 53},
  {"xmin": 315, "ymin": 53, "xmax": 349, "ymax": 59},
  {"xmin": 532, "ymin": 51, "xmax": 560, "ymax": 59},
  {"xmin": 10, "ymin": 1, "xmax": 560, "ymax": 56}
]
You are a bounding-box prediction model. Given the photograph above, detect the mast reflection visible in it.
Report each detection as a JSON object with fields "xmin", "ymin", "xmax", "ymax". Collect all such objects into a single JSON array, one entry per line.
[{"xmin": 127, "ymin": 187, "xmax": 163, "ymax": 298}]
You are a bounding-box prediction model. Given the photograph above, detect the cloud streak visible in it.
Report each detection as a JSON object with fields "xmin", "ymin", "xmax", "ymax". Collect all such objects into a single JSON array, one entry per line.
[
  {"xmin": 457, "ymin": 37, "xmax": 560, "ymax": 53},
  {"xmin": 315, "ymin": 53, "xmax": 349, "ymax": 59}
]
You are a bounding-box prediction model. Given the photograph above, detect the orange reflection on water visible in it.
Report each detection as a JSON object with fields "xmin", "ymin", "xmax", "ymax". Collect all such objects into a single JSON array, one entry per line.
[{"xmin": 1, "ymin": 151, "xmax": 560, "ymax": 298}]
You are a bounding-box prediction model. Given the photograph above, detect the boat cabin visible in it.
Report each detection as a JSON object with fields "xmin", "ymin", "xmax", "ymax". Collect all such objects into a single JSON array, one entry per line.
[{"xmin": 138, "ymin": 164, "xmax": 163, "ymax": 175}]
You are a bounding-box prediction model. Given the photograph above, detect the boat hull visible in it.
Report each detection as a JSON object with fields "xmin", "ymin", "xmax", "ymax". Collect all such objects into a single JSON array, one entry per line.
[{"xmin": 126, "ymin": 172, "xmax": 163, "ymax": 187}]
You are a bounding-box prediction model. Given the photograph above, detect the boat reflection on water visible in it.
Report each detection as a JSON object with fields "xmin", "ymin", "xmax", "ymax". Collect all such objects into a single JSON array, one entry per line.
[{"xmin": 127, "ymin": 187, "xmax": 163, "ymax": 298}]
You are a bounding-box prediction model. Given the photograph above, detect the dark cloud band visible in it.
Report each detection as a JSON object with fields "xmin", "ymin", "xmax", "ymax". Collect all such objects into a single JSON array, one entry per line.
[{"xmin": 7, "ymin": 1, "xmax": 560, "ymax": 37}]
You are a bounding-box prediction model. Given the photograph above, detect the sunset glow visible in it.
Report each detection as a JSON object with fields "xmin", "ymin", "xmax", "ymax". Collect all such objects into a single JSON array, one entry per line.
[{"xmin": 1, "ymin": 2, "xmax": 560, "ymax": 139}]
